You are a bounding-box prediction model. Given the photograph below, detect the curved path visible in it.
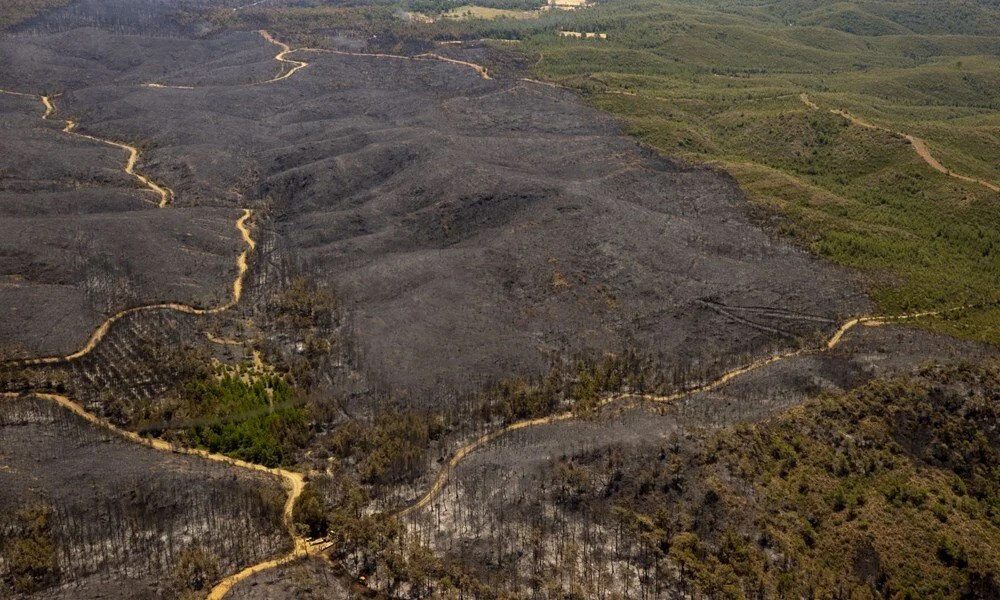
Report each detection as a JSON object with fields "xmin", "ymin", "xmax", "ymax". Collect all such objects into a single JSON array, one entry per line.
[
  {"xmin": 393, "ymin": 301, "xmax": 984, "ymax": 519},
  {"xmin": 3, "ymin": 89, "xmax": 173, "ymax": 206},
  {"xmin": 801, "ymin": 93, "xmax": 999, "ymax": 193},
  {"xmin": 258, "ymin": 30, "xmax": 310, "ymax": 84},
  {"xmin": 142, "ymin": 82, "xmax": 195, "ymax": 90},
  {"xmin": 0, "ymin": 390, "xmax": 311, "ymax": 597},
  {"xmin": 141, "ymin": 30, "xmax": 308, "ymax": 89},
  {"xmin": 292, "ymin": 45, "xmax": 492, "ymax": 81},
  {"xmin": 139, "ymin": 31, "xmax": 548, "ymax": 93},
  {"xmin": 0, "ymin": 91, "xmax": 256, "ymax": 368},
  {"xmin": 43, "ymin": 94, "xmax": 173, "ymax": 206},
  {"xmin": 3, "ymin": 208, "xmax": 255, "ymax": 367}
]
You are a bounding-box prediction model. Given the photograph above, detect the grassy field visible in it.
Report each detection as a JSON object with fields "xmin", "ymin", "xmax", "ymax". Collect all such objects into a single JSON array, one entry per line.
[{"xmin": 442, "ymin": 5, "xmax": 542, "ymax": 19}]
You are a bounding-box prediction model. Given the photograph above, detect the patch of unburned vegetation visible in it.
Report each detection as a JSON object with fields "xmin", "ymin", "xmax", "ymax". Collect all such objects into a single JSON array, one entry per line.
[{"xmin": 143, "ymin": 365, "xmax": 310, "ymax": 468}]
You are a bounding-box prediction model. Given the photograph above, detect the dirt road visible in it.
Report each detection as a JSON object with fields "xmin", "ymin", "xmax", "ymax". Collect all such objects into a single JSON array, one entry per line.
[
  {"xmin": 394, "ymin": 300, "xmax": 986, "ymax": 518},
  {"xmin": 2, "ymin": 208, "xmax": 254, "ymax": 367},
  {"xmin": 801, "ymin": 93, "xmax": 999, "ymax": 193},
  {"xmin": 258, "ymin": 30, "xmax": 310, "ymax": 84}
]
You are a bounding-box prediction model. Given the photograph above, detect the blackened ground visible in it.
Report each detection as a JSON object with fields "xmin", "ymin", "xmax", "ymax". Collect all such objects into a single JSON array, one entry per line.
[
  {"xmin": 1, "ymin": 22, "xmax": 867, "ymax": 404},
  {"xmin": 0, "ymin": 394, "xmax": 288, "ymax": 598},
  {"xmin": 257, "ymin": 51, "xmax": 868, "ymax": 402},
  {"xmin": 402, "ymin": 324, "xmax": 998, "ymax": 598}
]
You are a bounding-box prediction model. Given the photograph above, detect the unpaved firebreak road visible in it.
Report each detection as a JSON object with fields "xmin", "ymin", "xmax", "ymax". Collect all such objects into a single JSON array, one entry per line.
[
  {"xmin": 0, "ymin": 44, "xmax": 994, "ymax": 599},
  {"xmin": 0, "ymin": 91, "xmax": 255, "ymax": 368},
  {"xmin": 44, "ymin": 96, "xmax": 175, "ymax": 207},
  {"xmin": 0, "ymin": 90, "xmax": 173, "ymax": 205},
  {"xmin": 801, "ymin": 93, "xmax": 999, "ymax": 193},
  {"xmin": 394, "ymin": 302, "xmax": 982, "ymax": 518},
  {"xmin": 257, "ymin": 30, "xmax": 310, "ymax": 84},
  {"xmin": 0, "ymin": 390, "xmax": 315, "ymax": 595}
]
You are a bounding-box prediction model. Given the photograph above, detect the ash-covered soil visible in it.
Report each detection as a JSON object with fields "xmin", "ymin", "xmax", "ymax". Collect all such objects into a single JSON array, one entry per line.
[
  {"xmin": 402, "ymin": 324, "xmax": 998, "ymax": 597},
  {"xmin": 0, "ymin": 394, "xmax": 289, "ymax": 598},
  {"xmin": 0, "ymin": 90, "xmax": 246, "ymax": 358},
  {"xmin": 253, "ymin": 53, "xmax": 869, "ymax": 401},
  {"xmin": 1, "ymin": 22, "xmax": 868, "ymax": 399},
  {"xmin": 12, "ymin": 24, "xmax": 866, "ymax": 398},
  {"xmin": 222, "ymin": 557, "xmax": 351, "ymax": 600}
]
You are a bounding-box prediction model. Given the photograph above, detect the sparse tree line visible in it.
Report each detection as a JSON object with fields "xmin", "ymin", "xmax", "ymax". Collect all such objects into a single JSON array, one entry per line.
[
  {"xmin": 0, "ymin": 397, "xmax": 289, "ymax": 597},
  {"xmin": 379, "ymin": 361, "xmax": 1000, "ymax": 599},
  {"xmin": 9, "ymin": 0, "xmax": 213, "ymax": 34}
]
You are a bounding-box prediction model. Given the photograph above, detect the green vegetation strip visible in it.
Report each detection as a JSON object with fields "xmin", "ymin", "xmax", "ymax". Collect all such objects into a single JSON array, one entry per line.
[{"xmin": 146, "ymin": 371, "xmax": 308, "ymax": 468}]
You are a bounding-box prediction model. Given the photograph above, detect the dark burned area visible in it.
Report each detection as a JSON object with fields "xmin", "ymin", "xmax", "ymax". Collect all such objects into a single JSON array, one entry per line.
[
  {"xmin": 1, "ymin": 7, "xmax": 866, "ymax": 403},
  {"xmin": 1, "ymin": 1, "xmax": 997, "ymax": 599}
]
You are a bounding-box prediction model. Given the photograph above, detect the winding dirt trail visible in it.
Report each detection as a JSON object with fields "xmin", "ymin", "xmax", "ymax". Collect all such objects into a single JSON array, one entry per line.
[
  {"xmin": 3, "ymin": 208, "xmax": 255, "ymax": 367},
  {"xmin": 0, "ymin": 87, "xmax": 36, "ymax": 99},
  {"xmin": 0, "ymin": 89, "xmax": 258, "ymax": 369},
  {"xmin": 142, "ymin": 82, "xmax": 195, "ymax": 90},
  {"xmin": 394, "ymin": 302, "xmax": 984, "ymax": 518},
  {"xmin": 4, "ymin": 89, "xmax": 172, "ymax": 206},
  {"xmin": 40, "ymin": 94, "xmax": 175, "ymax": 206},
  {"xmin": 139, "ymin": 30, "xmax": 308, "ymax": 89},
  {"xmin": 293, "ymin": 45, "xmax": 491, "ymax": 81},
  {"xmin": 137, "ymin": 31, "xmax": 547, "ymax": 93},
  {"xmin": 414, "ymin": 52, "xmax": 492, "ymax": 80},
  {"xmin": 0, "ymin": 389, "xmax": 311, "ymax": 597},
  {"xmin": 257, "ymin": 30, "xmax": 310, "ymax": 84},
  {"xmin": 801, "ymin": 93, "xmax": 999, "ymax": 193}
]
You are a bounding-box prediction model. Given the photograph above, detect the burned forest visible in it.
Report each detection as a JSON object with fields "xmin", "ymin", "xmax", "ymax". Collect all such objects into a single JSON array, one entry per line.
[{"xmin": 1, "ymin": 0, "xmax": 998, "ymax": 598}]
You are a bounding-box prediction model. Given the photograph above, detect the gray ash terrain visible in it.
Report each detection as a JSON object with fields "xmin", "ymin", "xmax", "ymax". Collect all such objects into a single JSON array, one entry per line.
[
  {"xmin": 1, "ymin": 0, "xmax": 996, "ymax": 598},
  {"xmin": 3, "ymin": 21, "xmax": 866, "ymax": 398},
  {"xmin": 255, "ymin": 56, "xmax": 868, "ymax": 400},
  {"xmin": 0, "ymin": 394, "xmax": 288, "ymax": 599}
]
